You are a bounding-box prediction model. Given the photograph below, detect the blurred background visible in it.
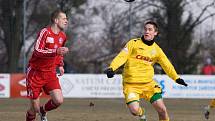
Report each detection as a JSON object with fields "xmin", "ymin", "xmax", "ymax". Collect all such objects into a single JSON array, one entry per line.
[
  {"xmin": 1, "ymin": 0, "xmax": 215, "ymax": 74},
  {"xmin": 1, "ymin": 1, "xmax": 215, "ymax": 120}
]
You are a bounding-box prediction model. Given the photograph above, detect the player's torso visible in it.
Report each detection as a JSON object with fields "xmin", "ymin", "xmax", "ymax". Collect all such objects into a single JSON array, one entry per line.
[
  {"xmin": 29, "ymin": 27, "xmax": 66, "ymax": 71},
  {"xmin": 123, "ymin": 39, "xmax": 160, "ymax": 83},
  {"xmin": 45, "ymin": 27, "xmax": 66, "ymax": 49},
  {"xmin": 130, "ymin": 40, "xmax": 158, "ymax": 64}
]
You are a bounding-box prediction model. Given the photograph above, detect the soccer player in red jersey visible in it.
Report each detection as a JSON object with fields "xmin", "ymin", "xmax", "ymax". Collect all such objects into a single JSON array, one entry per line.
[{"xmin": 25, "ymin": 9, "xmax": 69, "ymax": 121}]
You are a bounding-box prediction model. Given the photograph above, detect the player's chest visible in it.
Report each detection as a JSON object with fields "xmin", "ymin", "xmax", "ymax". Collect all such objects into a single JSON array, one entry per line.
[
  {"xmin": 45, "ymin": 35, "xmax": 64, "ymax": 49},
  {"xmin": 132, "ymin": 46, "xmax": 157, "ymax": 58}
]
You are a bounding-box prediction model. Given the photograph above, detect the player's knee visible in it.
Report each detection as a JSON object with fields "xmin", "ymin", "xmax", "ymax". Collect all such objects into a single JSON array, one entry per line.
[
  {"xmin": 28, "ymin": 107, "xmax": 37, "ymax": 114},
  {"xmin": 53, "ymin": 98, "xmax": 64, "ymax": 106},
  {"xmin": 129, "ymin": 107, "xmax": 140, "ymax": 116},
  {"xmin": 30, "ymin": 102, "xmax": 40, "ymax": 113},
  {"xmin": 31, "ymin": 106, "xmax": 39, "ymax": 113}
]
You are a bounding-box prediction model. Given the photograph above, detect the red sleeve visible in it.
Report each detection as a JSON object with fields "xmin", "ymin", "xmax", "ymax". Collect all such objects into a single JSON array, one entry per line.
[
  {"xmin": 34, "ymin": 28, "xmax": 57, "ymax": 57},
  {"xmin": 55, "ymin": 55, "xmax": 64, "ymax": 67}
]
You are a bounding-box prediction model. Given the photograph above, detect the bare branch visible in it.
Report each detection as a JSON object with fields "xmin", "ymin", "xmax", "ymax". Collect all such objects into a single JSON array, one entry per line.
[
  {"xmin": 26, "ymin": 0, "xmax": 41, "ymax": 32},
  {"xmin": 26, "ymin": 26, "xmax": 38, "ymax": 39},
  {"xmin": 26, "ymin": 0, "xmax": 32, "ymax": 10},
  {"xmin": 181, "ymin": 1, "xmax": 215, "ymax": 39},
  {"xmin": 146, "ymin": 3, "xmax": 165, "ymax": 10},
  {"xmin": 140, "ymin": 0, "xmax": 165, "ymax": 10},
  {"xmin": 0, "ymin": 35, "xmax": 3, "ymax": 40},
  {"xmin": 0, "ymin": 16, "xmax": 3, "ymax": 29},
  {"xmin": 192, "ymin": 1, "xmax": 215, "ymax": 27},
  {"xmin": 25, "ymin": 26, "xmax": 38, "ymax": 57},
  {"xmin": 181, "ymin": 0, "xmax": 194, "ymax": 8},
  {"xmin": 195, "ymin": 13, "xmax": 215, "ymax": 26},
  {"xmin": 26, "ymin": 40, "xmax": 35, "ymax": 57}
]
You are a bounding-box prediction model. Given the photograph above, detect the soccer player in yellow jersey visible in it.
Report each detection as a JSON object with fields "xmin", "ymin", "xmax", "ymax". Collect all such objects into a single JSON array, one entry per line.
[
  {"xmin": 204, "ymin": 99, "xmax": 215, "ymax": 119},
  {"xmin": 104, "ymin": 21, "xmax": 188, "ymax": 121}
]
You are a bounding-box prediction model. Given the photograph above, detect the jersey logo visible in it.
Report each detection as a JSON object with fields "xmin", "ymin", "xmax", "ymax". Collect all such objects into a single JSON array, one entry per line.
[
  {"xmin": 150, "ymin": 49, "xmax": 156, "ymax": 55},
  {"xmin": 136, "ymin": 55, "xmax": 153, "ymax": 64},
  {"xmin": 123, "ymin": 47, "xmax": 128, "ymax": 53},
  {"xmin": 46, "ymin": 37, "xmax": 54, "ymax": 43},
  {"xmin": 59, "ymin": 37, "xmax": 63, "ymax": 44}
]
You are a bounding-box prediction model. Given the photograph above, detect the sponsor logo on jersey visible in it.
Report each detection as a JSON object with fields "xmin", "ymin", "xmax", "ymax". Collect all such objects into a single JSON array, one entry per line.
[
  {"xmin": 123, "ymin": 47, "xmax": 128, "ymax": 53},
  {"xmin": 150, "ymin": 49, "xmax": 156, "ymax": 55},
  {"xmin": 59, "ymin": 37, "xmax": 63, "ymax": 44},
  {"xmin": 136, "ymin": 55, "xmax": 153, "ymax": 62},
  {"xmin": 46, "ymin": 37, "xmax": 54, "ymax": 43}
]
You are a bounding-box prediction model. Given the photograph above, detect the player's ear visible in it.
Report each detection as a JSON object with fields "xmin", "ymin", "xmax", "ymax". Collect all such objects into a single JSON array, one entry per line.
[
  {"xmin": 54, "ymin": 18, "xmax": 58, "ymax": 23},
  {"xmin": 154, "ymin": 31, "xmax": 158, "ymax": 36}
]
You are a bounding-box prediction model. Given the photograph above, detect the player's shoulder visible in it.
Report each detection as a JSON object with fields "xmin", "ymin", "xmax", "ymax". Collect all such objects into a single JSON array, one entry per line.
[
  {"xmin": 60, "ymin": 31, "xmax": 67, "ymax": 38},
  {"xmin": 38, "ymin": 27, "xmax": 49, "ymax": 35},
  {"xmin": 153, "ymin": 42, "xmax": 160, "ymax": 47},
  {"xmin": 154, "ymin": 42, "xmax": 163, "ymax": 52},
  {"xmin": 125, "ymin": 38, "xmax": 141, "ymax": 48},
  {"xmin": 128, "ymin": 38, "xmax": 141, "ymax": 44},
  {"xmin": 131, "ymin": 37, "xmax": 141, "ymax": 42},
  {"xmin": 41, "ymin": 26, "xmax": 49, "ymax": 31}
]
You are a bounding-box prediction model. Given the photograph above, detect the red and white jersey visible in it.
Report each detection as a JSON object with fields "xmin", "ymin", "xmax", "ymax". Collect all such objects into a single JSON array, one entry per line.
[{"xmin": 28, "ymin": 26, "xmax": 67, "ymax": 71}]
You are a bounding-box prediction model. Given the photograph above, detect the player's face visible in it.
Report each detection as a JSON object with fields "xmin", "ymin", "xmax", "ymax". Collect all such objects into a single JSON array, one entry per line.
[
  {"xmin": 143, "ymin": 24, "xmax": 158, "ymax": 41},
  {"xmin": 56, "ymin": 13, "xmax": 68, "ymax": 30}
]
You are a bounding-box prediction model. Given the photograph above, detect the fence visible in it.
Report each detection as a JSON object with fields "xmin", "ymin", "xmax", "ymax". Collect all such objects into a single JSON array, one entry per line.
[{"xmin": 0, "ymin": 74, "xmax": 215, "ymax": 98}]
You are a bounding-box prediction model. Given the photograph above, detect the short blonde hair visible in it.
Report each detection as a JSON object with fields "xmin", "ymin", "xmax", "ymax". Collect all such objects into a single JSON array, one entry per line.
[{"xmin": 50, "ymin": 9, "xmax": 66, "ymax": 23}]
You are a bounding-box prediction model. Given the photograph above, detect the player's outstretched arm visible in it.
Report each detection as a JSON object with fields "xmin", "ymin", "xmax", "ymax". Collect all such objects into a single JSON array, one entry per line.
[
  {"xmin": 176, "ymin": 78, "xmax": 188, "ymax": 87},
  {"xmin": 104, "ymin": 68, "xmax": 115, "ymax": 78}
]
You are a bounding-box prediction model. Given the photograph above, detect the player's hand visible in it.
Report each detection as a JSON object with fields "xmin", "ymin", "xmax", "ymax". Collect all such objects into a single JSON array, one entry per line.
[
  {"xmin": 57, "ymin": 47, "xmax": 69, "ymax": 55},
  {"xmin": 176, "ymin": 78, "xmax": 188, "ymax": 87},
  {"xmin": 58, "ymin": 66, "xmax": 65, "ymax": 76},
  {"xmin": 104, "ymin": 68, "xmax": 115, "ymax": 78}
]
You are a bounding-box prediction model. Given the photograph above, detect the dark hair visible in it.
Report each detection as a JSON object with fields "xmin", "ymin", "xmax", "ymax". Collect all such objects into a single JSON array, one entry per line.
[
  {"xmin": 144, "ymin": 21, "xmax": 158, "ymax": 32},
  {"xmin": 50, "ymin": 9, "xmax": 66, "ymax": 23}
]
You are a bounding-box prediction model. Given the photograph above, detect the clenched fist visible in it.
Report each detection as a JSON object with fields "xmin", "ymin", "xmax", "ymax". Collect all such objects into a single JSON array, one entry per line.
[
  {"xmin": 57, "ymin": 47, "xmax": 69, "ymax": 55},
  {"xmin": 104, "ymin": 68, "xmax": 115, "ymax": 78}
]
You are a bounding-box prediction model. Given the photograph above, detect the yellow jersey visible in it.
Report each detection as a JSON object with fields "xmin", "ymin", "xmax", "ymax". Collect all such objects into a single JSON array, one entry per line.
[{"xmin": 109, "ymin": 38, "xmax": 179, "ymax": 83}]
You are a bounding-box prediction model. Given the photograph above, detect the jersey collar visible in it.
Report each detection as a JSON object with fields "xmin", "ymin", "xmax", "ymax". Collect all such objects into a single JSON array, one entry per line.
[{"xmin": 141, "ymin": 36, "xmax": 155, "ymax": 46}]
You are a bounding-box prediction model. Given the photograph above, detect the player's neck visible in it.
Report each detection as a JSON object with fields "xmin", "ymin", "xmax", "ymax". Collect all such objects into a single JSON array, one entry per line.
[
  {"xmin": 141, "ymin": 36, "xmax": 154, "ymax": 46},
  {"xmin": 50, "ymin": 25, "xmax": 61, "ymax": 34}
]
